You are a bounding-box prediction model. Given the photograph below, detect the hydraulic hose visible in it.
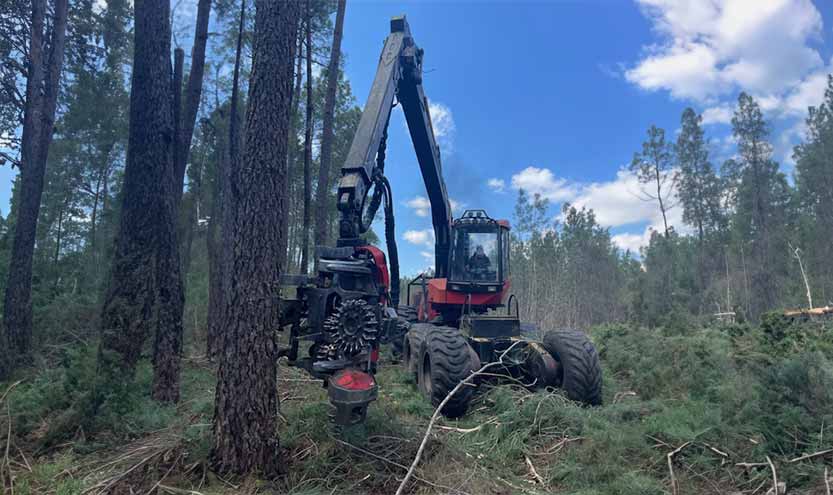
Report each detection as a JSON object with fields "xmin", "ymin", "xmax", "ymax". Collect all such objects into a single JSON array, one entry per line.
[{"xmin": 382, "ymin": 176, "xmax": 399, "ymax": 308}]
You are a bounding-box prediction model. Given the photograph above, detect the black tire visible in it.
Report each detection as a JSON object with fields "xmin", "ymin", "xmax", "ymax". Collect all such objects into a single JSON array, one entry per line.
[
  {"xmin": 404, "ymin": 323, "xmax": 431, "ymax": 379},
  {"xmin": 542, "ymin": 329, "xmax": 602, "ymax": 406},
  {"xmin": 418, "ymin": 326, "xmax": 477, "ymax": 418},
  {"xmin": 388, "ymin": 319, "xmax": 410, "ymax": 358},
  {"xmin": 397, "ymin": 305, "xmax": 418, "ymax": 323},
  {"xmin": 391, "ymin": 306, "xmax": 418, "ymax": 358}
]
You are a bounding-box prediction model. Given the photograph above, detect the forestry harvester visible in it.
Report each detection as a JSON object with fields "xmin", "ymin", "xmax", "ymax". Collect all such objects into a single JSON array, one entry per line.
[{"xmin": 279, "ymin": 16, "xmax": 602, "ymax": 425}]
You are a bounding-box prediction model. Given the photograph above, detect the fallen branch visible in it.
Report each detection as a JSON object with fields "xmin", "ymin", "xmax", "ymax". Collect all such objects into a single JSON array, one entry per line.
[
  {"xmin": 825, "ymin": 466, "xmax": 830, "ymax": 495},
  {"xmin": 143, "ymin": 452, "xmax": 182, "ymax": 495},
  {"xmin": 702, "ymin": 443, "xmax": 729, "ymax": 458},
  {"xmin": 395, "ymin": 341, "xmax": 522, "ymax": 495},
  {"xmin": 331, "ymin": 436, "xmax": 469, "ymax": 495},
  {"xmin": 766, "ymin": 455, "xmax": 778, "ymax": 495},
  {"xmin": 2, "ymin": 402, "xmax": 12, "ymax": 495},
  {"xmin": 525, "ymin": 455, "xmax": 546, "ymax": 486},
  {"xmin": 435, "ymin": 424, "xmax": 484, "ymax": 434},
  {"xmin": 0, "ymin": 381, "xmax": 23, "ymax": 405},
  {"xmin": 158, "ymin": 485, "xmax": 206, "ymax": 495},
  {"xmin": 667, "ymin": 441, "xmax": 692, "ymax": 495},
  {"xmin": 436, "ymin": 417, "xmax": 498, "ymax": 434},
  {"xmin": 790, "ymin": 243, "xmax": 813, "ymax": 309},
  {"xmin": 613, "ymin": 391, "xmax": 637, "ymax": 403},
  {"xmin": 787, "ymin": 449, "xmax": 833, "ymax": 463},
  {"xmin": 496, "ymin": 476, "xmax": 537, "ymax": 494},
  {"xmin": 735, "ymin": 462, "xmax": 768, "ymax": 469}
]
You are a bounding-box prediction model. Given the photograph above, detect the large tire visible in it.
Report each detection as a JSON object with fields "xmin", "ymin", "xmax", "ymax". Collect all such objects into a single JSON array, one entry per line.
[
  {"xmin": 404, "ymin": 323, "xmax": 431, "ymax": 379},
  {"xmin": 418, "ymin": 326, "xmax": 477, "ymax": 418},
  {"xmin": 397, "ymin": 305, "xmax": 418, "ymax": 322},
  {"xmin": 391, "ymin": 306, "xmax": 419, "ymax": 358},
  {"xmin": 388, "ymin": 319, "xmax": 410, "ymax": 358},
  {"xmin": 542, "ymin": 329, "xmax": 602, "ymax": 406}
]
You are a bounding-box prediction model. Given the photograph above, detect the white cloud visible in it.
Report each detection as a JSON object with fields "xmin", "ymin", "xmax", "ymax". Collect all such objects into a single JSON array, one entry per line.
[
  {"xmin": 611, "ymin": 232, "xmax": 651, "ymax": 253},
  {"xmin": 783, "ymin": 65, "xmax": 830, "ymax": 116},
  {"xmin": 403, "ymin": 229, "xmax": 434, "ymax": 248},
  {"xmin": 569, "ymin": 169, "xmax": 659, "ymax": 227},
  {"xmin": 487, "ymin": 178, "xmax": 506, "ymax": 193},
  {"xmin": 405, "ymin": 195, "xmax": 463, "ymax": 217},
  {"xmin": 626, "ymin": 0, "xmax": 823, "ymax": 101},
  {"xmin": 507, "ymin": 164, "xmax": 685, "ymax": 250},
  {"xmin": 571, "ymin": 168, "xmax": 682, "ymax": 223},
  {"xmin": 702, "ymin": 104, "xmax": 733, "ymax": 125},
  {"xmin": 510, "ymin": 166, "xmax": 576, "ymax": 202},
  {"xmin": 428, "ymin": 101, "xmax": 454, "ymax": 138},
  {"xmin": 428, "ymin": 101, "xmax": 455, "ymax": 152},
  {"xmin": 405, "ymin": 196, "xmax": 431, "ymax": 217},
  {"xmin": 775, "ymin": 120, "xmax": 807, "ymax": 167},
  {"xmin": 449, "ymin": 198, "xmax": 464, "ymax": 215}
]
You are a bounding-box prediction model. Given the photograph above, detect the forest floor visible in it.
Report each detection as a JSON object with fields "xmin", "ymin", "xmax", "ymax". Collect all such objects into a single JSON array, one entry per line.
[{"xmin": 2, "ymin": 316, "xmax": 833, "ymax": 494}]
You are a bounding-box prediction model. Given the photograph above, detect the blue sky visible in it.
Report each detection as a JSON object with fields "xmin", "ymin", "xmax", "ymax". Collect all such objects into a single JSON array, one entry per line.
[
  {"xmin": 337, "ymin": 0, "xmax": 833, "ymax": 274},
  {"xmin": 3, "ymin": 0, "xmax": 832, "ymax": 277}
]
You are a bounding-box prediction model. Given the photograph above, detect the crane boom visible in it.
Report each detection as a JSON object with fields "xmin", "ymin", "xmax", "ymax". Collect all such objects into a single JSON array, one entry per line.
[{"xmin": 335, "ymin": 16, "xmax": 451, "ymax": 278}]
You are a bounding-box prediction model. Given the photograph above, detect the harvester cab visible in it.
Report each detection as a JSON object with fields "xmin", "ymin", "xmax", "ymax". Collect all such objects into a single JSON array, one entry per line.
[
  {"xmin": 407, "ymin": 209, "xmax": 511, "ymax": 324},
  {"xmin": 449, "ymin": 210, "xmax": 510, "ymax": 291}
]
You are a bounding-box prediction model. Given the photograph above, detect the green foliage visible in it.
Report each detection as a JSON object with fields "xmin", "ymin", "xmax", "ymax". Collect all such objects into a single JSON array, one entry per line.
[
  {"xmin": 793, "ymin": 74, "xmax": 833, "ymax": 304},
  {"xmin": 510, "ymin": 192, "xmax": 633, "ymax": 330},
  {"xmin": 676, "ymin": 108, "xmax": 725, "ymax": 241},
  {"xmin": 6, "ymin": 345, "xmax": 177, "ymax": 444}
]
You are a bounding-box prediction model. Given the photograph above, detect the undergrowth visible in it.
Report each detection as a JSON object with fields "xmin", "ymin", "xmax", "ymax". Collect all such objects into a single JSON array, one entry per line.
[{"xmin": 1, "ymin": 315, "xmax": 832, "ymax": 494}]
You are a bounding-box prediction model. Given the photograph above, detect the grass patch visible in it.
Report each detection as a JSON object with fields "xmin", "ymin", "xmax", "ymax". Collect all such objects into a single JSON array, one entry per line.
[{"xmin": 3, "ymin": 316, "xmax": 833, "ymax": 494}]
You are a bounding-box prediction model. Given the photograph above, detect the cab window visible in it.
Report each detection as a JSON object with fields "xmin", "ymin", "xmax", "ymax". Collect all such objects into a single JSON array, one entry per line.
[{"xmin": 450, "ymin": 228, "xmax": 498, "ymax": 282}]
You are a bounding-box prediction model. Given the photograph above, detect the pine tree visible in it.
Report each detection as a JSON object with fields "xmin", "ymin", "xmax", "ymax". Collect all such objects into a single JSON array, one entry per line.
[
  {"xmin": 727, "ymin": 92, "xmax": 790, "ymax": 317},
  {"xmin": 207, "ymin": 0, "xmax": 246, "ymax": 360},
  {"xmin": 2, "ymin": 0, "xmax": 68, "ymax": 374},
  {"xmin": 675, "ymin": 108, "xmax": 725, "ymax": 315},
  {"xmin": 792, "ymin": 75, "xmax": 833, "ymax": 304},
  {"xmin": 97, "ymin": 0, "xmax": 182, "ymax": 398},
  {"xmin": 211, "ymin": 0, "xmax": 300, "ymax": 475},
  {"xmin": 313, "ymin": 0, "xmax": 346, "ymax": 257},
  {"xmin": 676, "ymin": 108, "xmax": 723, "ymax": 243},
  {"xmin": 301, "ymin": 0, "xmax": 314, "ymax": 274},
  {"xmin": 630, "ymin": 125, "xmax": 676, "ymax": 237}
]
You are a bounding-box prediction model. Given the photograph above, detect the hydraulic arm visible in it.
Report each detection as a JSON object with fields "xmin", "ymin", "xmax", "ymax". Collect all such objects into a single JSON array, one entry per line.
[{"xmin": 335, "ymin": 16, "xmax": 452, "ymax": 282}]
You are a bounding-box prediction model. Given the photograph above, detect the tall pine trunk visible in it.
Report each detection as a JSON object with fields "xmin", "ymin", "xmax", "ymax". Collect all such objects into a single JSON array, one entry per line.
[
  {"xmin": 150, "ymin": 47, "xmax": 186, "ymax": 403},
  {"xmin": 205, "ymin": 117, "xmax": 226, "ymax": 359},
  {"xmin": 301, "ymin": 1, "xmax": 313, "ymax": 274},
  {"xmin": 175, "ymin": 0, "xmax": 212, "ymax": 199},
  {"xmin": 176, "ymin": 0, "xmax": 212, "ymax": 280},
  {"xmin": 1, "ymin": 0, "xmax": 68, "ymax": 376},
  {"xmin": 313, "ymin": 0, "xmax": 346, "ymax": 257},
  {"xmin": 211, "ymin": 0, "xmax": 299, "ymax": 475},
  {"xmin": 207, "ymin": 0, "xmax": 246, "ymax": 359},
  {"xmin": 98, "ymin": 0, "xmax": 182, "ymax": 398}
]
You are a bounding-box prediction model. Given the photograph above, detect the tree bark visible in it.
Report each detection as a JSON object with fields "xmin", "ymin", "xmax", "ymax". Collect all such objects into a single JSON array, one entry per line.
[
  {"xmin": 181, "ymin": 152, "xmax": 203, "ymax": 278},
  {"xmin": 2, "ymin": 0, "xmax": 68, "ymax": 373},
  {"xmin": 98, "ymin": 0, "xmax": 181, "ymax": 397},
  {"xmin": 175, "ymin": 0, "xmax": 212, "ymax": 199},
  {"xmin": 211, "ymin": 0, "xmax": 299, "ymax": 475},
  {"xmin": 209, "ymin": 0, "xmax": 246, "ymax": 360},
  {"xmin": 205, "ymin": 115, "xmax": 226, "ymax": 359},
  {"xmin": 284, "ymin": 17, "xmax": 304, "ymax": 274},
  {"xmin": 313, "ymin": 0, "xmax": 346, "ymax": 258},
  {"xmin": 301, "ymin": 1, "xmax": 313, "ymax": 274},
  {"xmin": 148, "ymin": 46, "xmax": 186, "ymax": 404},
  {"xmin": 175, "ymin": 0, "xmax": 211, "ymax": 281}
]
